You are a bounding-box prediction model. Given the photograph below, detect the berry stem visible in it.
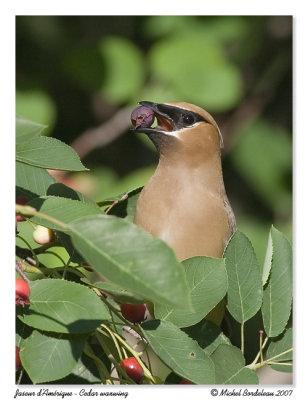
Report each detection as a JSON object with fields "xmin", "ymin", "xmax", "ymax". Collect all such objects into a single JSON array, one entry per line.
[
  {"xmin": 241, "ymin": 323, "xmax": 245, "ymax": 354},
  {"xmin": 95, "ymin": 331, "xmax": 136, "ymax": 384},
  {"xmin": 103, "ymin": 324, "xmax": 125, "ymax": 360},
  {"xmin": 265, "ymin": 347, "xmax": 293, "ymax": 363},
  {"xmin": 105, "ymin": 194, "xmax": 128, "ymax": 215},
  {"xmin": 251, "ymin": 334, "xmax": 269, "ymax": 366},
  {"xmin": 259, "ymin": 330, "xmax": 264, "ymax": 364},
  {"xmin": 83, "ymin": 342, "xmax": 113, "ymax": 384},
  {"xmin": 100, "ymin": 325, "xmax": 155, "ymax": 384},
  {"xmin": 16, "ymin": 368, "xmax": 24, "ymax": 385},
  {"xmin": 247, "ymin": 347, "xmax": 293, "ymax": 370},
  {"xmin": 267, "ymin": 361, "xmax": 292, "ymax": 366}
]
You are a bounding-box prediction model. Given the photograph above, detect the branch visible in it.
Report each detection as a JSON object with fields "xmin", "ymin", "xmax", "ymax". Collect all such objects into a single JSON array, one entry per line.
[
  {"xmin": 71, "ymin": 106, "xmax": 131, "ymax": 160},
  {"xmin": 15, "ymin": 260, "xmax": 30, "ymax": 282}
]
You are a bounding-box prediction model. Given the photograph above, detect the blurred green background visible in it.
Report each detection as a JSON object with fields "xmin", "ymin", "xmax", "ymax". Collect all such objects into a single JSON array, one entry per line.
[{"xmin": 16, "ymin": 15, "xmax": 292, "ymax": 265}]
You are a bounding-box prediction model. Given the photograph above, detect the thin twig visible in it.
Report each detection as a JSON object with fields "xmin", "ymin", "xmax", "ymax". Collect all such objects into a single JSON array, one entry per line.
[
  {"xmin": 259, "ymin": 330, "xmax": 264, "ymax": 364},
  {"xmin": 71, "ymin": 106, "xmax": 131, "ymax": 160},
  {"xmin": 266, "ymin": 348, "xmax": 293, "ymax": 363},
  {"xmin": 83, "ymin": 342, "xmax": 112, "ymax": 383},
  {"xmin": 251, "ymin": 336, "xmax": 269, "ymax": 365},
  {"xmin": 15, "ymin": 260, "xmax": 30, "ymax": 283},
  {"xmin": 267, "ymin": 361, "xmax": 292, "ymax": 366}
]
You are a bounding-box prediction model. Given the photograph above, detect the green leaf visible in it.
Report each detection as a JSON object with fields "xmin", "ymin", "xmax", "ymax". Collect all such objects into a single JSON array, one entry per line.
[
  {"xmin": 20, "ymin": 330, "xmax": 86, "ymax": 383},
  {"xmin": 16, "ymin": 116, "xmax": 46, "ymax": 144},
  {"xmin": 262, "ymin": 227, "xmax": 292, "ymax": 337},
  {"xmin": 19, "ymin": 279, "xmax": 110, "ymax": 334},
  {"xmin": 155, "ymin": 256, "xmax": 227, "ymax": 328},
  {"xmin": 99, "ymin": 36, "xmax": 145, "ymax": 103},
  {"xmin": 230, "ymin": 119, "xmax": 292, "ymax": 212},
  {"xmin": 149, "ymin": 33, "xmax": 243, "ymax": 111},
  {"xmin": 55, "ymin": 231, "xmax": 85, "ymax": 264},
  {"xmin": 16, "ymin": 136, "xmax": 88, "ymax": 171},
  {"xmin": 16, "ymin": 161, "xmax": 56, "ymax": 200},
  {"xmin": 28, "ymin": 196, "xmax": 103, "ymax": 231},
  {"xmin": 141, "ymin": 320, "xmax": 215, "ymax": 384},
  {"xmin": 16, "ymin": 90, "xmax": 56, "ymax": 131},
  {"xmin": 55, "ymin": 354, "xmax": 100, "ymax": 384},
  {"xmin": 55, "ymin": 343, "xmax": 110, "ymax": 384},
  {"xmin": 85, "ymin": 280, "xmax": 145, "ymax": 304},
  {"xmin": 16, "ymin": 318, "xmax": 32, "ymax": 347},
  {"xmin": 224, "ymin": 231, "xmax": 263, "ymax": 323},
  {"xmin": 183, "ymin": 320, "xmax": 231, "ymax": 356},
  {"xmin": 211, "ymin": 344, "xmax": 258, "ymax": 384},
  {"xmin": 47, "ymin": 183, "xmax": 97, "ymax": 205},
  {"xmin": 266, "ymin": 328, "xmax": 292, "ymax": 373},
  {"xmin": 68, "ymin": 215, "xmax": 191, "ymax": 310}
]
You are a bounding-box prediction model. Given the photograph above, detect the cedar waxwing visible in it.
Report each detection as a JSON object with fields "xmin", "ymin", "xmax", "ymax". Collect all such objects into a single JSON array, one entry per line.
[{"xmin": 132, "ymin": 101, "xmax": 236, "ymax": 261}]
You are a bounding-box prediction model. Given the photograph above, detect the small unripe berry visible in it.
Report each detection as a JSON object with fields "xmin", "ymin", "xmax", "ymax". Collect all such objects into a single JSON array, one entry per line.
[
  {"xmin": 120, "ymin": 303, "xmax": 146, "ymax": 323},
  {"xmin": 33, "ymin": 225, "xmax": 54, "ymax": 245},
  {"xmin": 16, "ymin": 346, "xmax": 21, "ymax": 371},
  {"xmin": 16, "ymin": 278, "xmax": 30, "ymax": 306},
  {"xmin": 120, "ymin": 357, "xmax": 144, "ymax": 383},
  {"xmin": 131, "ymin": 106, "xmax": 155, "ymax": 129}
]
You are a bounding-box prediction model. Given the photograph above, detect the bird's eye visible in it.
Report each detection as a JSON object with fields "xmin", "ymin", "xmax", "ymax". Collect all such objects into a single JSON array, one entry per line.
[{"xmin": 182, "ymin": 114, "xmax": 194, "ymax": 126}]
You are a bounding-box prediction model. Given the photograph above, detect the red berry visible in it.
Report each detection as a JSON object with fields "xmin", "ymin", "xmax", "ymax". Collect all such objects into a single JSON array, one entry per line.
[
  {"xmin": 120, "ymin": 303, "xmax": 146, "ymax": 323},
  {"xmin": 120, "ymin": 357, "xmax": 144, "ymax": 383},
  {"xmin": 131, "ymin": 106, "xmax": 155, "ymax": 129},
  {"xmin": 16, "ymin": 196, "xmax": 28, "ymax": 205},
  {"xmin": 16, "ymin": 346, "xmax": 21, "ymax": 371},
  {"xmin": 16, "ymin": 196, "xmax": 29, "ymax": 222},
  {"xmin": 180, "ymin": 378, "xmax": 193, "ymax": 384},
  {"xmin": 15, "ymin": 278, "xmax": 30, "ymax": 306}
]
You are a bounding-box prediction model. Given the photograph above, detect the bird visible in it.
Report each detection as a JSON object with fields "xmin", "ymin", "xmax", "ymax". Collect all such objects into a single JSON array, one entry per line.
[
  {"xmin": 131, "ymin": 101, "xmax": 236, "ymax": 324},
  {"xmin": 132, "ymin": 101, "xmax": 236, "ymax": 259}
]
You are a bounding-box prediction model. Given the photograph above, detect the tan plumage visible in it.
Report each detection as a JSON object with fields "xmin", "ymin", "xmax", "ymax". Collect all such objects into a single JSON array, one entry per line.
[{"xmin": 133, "ymin": 101, "xmax": 235, "ymax": 261}]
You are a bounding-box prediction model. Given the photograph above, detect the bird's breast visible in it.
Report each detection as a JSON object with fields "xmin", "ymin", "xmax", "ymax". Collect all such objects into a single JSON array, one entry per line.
[{"xmin": 134, "ymin": 176, "xmax": 233, "ymax": 260}]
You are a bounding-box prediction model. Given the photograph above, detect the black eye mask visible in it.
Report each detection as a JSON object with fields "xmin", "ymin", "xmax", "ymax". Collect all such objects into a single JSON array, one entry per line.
[{"xmin": 139, "ymin": 101, "xmax": 208, "ymax": 131}]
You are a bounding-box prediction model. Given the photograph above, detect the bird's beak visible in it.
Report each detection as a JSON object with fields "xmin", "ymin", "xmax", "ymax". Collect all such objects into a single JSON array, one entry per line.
[{"xmin": 131, "ymin": 101, "xmax": 179, "ymax": 135}]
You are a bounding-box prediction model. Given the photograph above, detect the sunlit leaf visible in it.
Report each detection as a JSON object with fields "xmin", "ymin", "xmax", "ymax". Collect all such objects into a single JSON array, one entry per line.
[
  {"xmin": 224, "ymin": 231, "xmax": 263, "ymax": 323},
  {"xmin": 16, "ymin": 136, "xmax": 88, "ymax": 171},
  {"xmin": 261, "ymin": 226, "xmax": 292, "ymax": 337}
]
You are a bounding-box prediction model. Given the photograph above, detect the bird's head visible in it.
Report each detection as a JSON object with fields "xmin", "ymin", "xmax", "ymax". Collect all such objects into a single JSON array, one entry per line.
[{"xmin": 131, "ymin": 101, "xmax": 223, "ymax": 164}]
